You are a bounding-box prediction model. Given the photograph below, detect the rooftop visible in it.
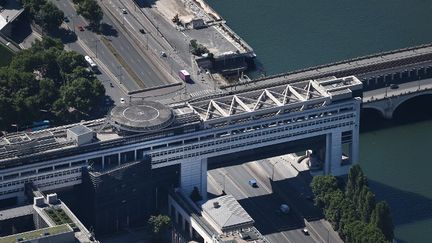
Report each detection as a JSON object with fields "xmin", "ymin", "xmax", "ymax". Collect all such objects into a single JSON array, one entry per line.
[
  {"xmin": 0, "ymin": 205, "xmax": 33, "ymax": 221},
  {"xmin": 0, "ymin": 76, "xmax": 361, "ymax": 167},
  {"xmin": 68, "ymin": 124, "xmax": 93, "ymax": 136},
  {"xmin": 0, "ymin": 0, "xmax": 24, "ymax": 31},
  {"xmin": 0, "ymin": 224, "xmax": 72, "ymax": 243},
  {"xmin": 202, "ymin": 195, "xmax": 254, "ymax": 232}
]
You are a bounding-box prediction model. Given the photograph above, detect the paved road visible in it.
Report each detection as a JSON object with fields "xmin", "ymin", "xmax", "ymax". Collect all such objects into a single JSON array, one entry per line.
[
  {"xmin": 208, "ymin": 165, "xmax": 316, "ymax": 243},
  {"xmin": 363, "ymin": 76, "xmax": 432, "ymax": 102}
]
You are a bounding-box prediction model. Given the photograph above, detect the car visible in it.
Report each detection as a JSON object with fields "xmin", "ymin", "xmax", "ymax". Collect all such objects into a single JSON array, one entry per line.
[
  {"xmin": 160, "ymin": 51, "xmax": 167, "ymax": 57},
  {"xmin": 122, "ymin": 8, "xmax": 127, "ymax": 14},
  {"xmin": 390, "ymin": 84, "xmax": 399, "ymax": 89},
  {"xmin": 139, "ymin": 28, "xmax": 145, "ymax": 34},
  {"xmin": 77, "ymin": 25, "xmax": 84, "ymax": 31},
  {"xmin": 302, "ymin": 228, "xmax": 309, "ymax": 235},
  {"xmin": 63, "ymin": 16, "xmax": 70, "ymax": 23},
  {"xmin": 110, "ymin": 82, "xmax": 114, "ymax": 88},
  {"xmin": 248, "ymin": 179, "xmax": 258, "ymax": 188},
  {"xmin": 120, "ymin": 98, "xmax": 125, "ymax": 104}
]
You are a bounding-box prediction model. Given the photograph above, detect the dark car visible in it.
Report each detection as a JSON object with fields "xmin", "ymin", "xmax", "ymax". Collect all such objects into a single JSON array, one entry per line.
[
  {"xmin": 77, "ymin": 25, "xmax": 84, "ymax": 31},
  {"xmin": 390, "ymin": 84, "xmax": 399, "ymax": 89},
  {"xmin": 63, "ymin": 16, "xmax": 70, "ymax": 23},
  {"xmin": 139, "ymin": 28, "xmax": 145, "ymax": 34}
]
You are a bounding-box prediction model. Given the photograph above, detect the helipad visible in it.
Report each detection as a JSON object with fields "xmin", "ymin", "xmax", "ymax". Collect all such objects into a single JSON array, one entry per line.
[{"xmin": 110, "ymin": 100, "xmax": 174, "ymax": 132}]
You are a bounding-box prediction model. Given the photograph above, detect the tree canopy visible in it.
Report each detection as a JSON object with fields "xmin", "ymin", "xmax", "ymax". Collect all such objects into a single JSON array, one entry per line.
[
  {"xmin": 148, "ymin": 214, "xmax": 171, "ymax": 241},
  {"xmin": 310, "ymin": 165, "xmax": 394, "ymax": 242},
  {"xmin": 23, "ymin": 0, "xmax": 64, "ymax": 32},
  {"xmin": 74, "ymin": 0, "xmax": 103, "ymax": 27},
  {"xmin": 0, "ymin": 37, "xmax": 105, "ymax": 131}
]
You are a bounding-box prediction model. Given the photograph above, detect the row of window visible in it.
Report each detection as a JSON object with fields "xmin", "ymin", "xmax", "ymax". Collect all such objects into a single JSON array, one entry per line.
[
  {"xmin": 0, "ymin": 168, "xmax": 81, "ymax": 188},
  {"xmin": 151, "ymin": 112, "xmax": 355, "ymax": 158},
  {"xmin": 152, "ymin": 117, "xmax": 355, "ymax": 164}
]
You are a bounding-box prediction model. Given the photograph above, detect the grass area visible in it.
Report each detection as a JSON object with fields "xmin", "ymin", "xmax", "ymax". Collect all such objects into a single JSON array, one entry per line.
[
  {"xmin": 45, "ymin": 207, "xmax": 79, "ymax": 232},
  {"xmin": 0, "ymin": 44, "xmax": 14, "ymax": 67},
  {"xmin": 0, "ymin": 224, "xmax": 71, "ymax": 243}
]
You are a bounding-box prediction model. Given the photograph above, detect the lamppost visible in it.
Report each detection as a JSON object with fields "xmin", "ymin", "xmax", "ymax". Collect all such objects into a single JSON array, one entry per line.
[{"xmin": 271, "ymin": 160, "xmax": 281, "ymax": 181}]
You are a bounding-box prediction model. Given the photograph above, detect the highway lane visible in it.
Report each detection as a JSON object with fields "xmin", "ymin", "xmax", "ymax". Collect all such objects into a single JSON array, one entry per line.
[
  {"xmin": 99, "ymin": 1, "xmax": 172, "ymax": 88},
  {"xmin": 208, "ymin": 166, "xmax": 316, "ymax": 243},
  {"xmin": 52, "ymin": 0, "xmax": 139, "ymax": 94},
  {"xmin": 248, "ymin": 158, "xmax": 343, "ymax": 243},
  {"xmin": 363, "ymin": 76, "xmax": 432, "ymax": 102},
  {"xmin": 54, "ymin": 0, "xmax": 169, "ymax": 91}
]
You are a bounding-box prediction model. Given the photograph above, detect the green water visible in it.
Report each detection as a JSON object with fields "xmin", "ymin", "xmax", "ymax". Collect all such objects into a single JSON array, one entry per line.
[{"xmin": 206, "ymin": 0, "xmax": 432, "ymax": 242}]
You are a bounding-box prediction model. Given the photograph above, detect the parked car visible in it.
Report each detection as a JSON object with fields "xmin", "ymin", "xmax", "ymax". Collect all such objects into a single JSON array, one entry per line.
[
  {"xmin": 63, "ymin": 16, "xmax": 69, "ymax": 23},
  {"xmin": 302, "ymin": 228, "xmax": 309, "ymax": 235},
  {"xmin": 122, "ymin": 8, "xmax": 127, "ymax": 14},
  {"xmin": 77, "ymin": 25, "xmax": 84, "ymax": 31},
  {"xmin": 120, "ymin": 98, "xmax": 125, "ymax": 104},
  {"xmin": 139, "ymin": 28, "xmax": 145, "ymax": 34}
]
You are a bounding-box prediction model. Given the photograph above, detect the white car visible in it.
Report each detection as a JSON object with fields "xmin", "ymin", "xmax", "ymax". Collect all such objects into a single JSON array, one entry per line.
[
  {"xmin": 120, "ymin": 98, "xmax": 125, "ymax": 104},
  {"xmin": 122, "ymin": 8, "xmax": 127, "ymax": 14}
]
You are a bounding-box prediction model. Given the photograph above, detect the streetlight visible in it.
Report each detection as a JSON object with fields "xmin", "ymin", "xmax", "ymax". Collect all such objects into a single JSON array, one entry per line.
[
  {"xmin": 92, "ymin": 39, "xmax": 99, "ymax": 58},
  {"xmin": 271, "ymin": 160, "xmax": 282, "ymax": 180}
]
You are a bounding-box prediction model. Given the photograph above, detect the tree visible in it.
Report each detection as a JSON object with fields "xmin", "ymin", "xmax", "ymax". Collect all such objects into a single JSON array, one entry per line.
[
  {"xmin": 310, "ymin": 175, "xmax": 339, "ymax": 206},
  {"xmin": 60, "ymin": 77, "xmax": 105, "ymax": 114},
  {"xmin": 76, "ymin": 0, "xmax": 103, "ymax": 27},
  {"xmin": 346, "ymin": 164, "xmax": 368, "ymax": 204},
  {"xmin": 148, "ymin": 214, "xmax": 171, "ymax": 241},
  {"xmin": 37, "ymin": 2, "xmax": 64, "ymax": 31},
  {"xmin": 359, "ymin": 187, "xmax": 375, "ymax": 223},
  {"xmin": 371, "ymin": 201, "xmax": 394, "ymax": 241},
  {"xmin": 189, "ymin": 39, "xmax": 209, "ymax": 56},
  {"xmin": 0, "ymin": 0, "xmax": 7, "ymax": 7},
  {"xmin": 190, "ymin": 186, "xmax": 202, "ymax": 202}
]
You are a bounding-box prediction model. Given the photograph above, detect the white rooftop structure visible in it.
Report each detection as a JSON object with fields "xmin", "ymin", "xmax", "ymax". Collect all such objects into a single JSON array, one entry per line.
[{"xmin": 201, "ymin": 195, "xmax": 254, "ymax": 233}]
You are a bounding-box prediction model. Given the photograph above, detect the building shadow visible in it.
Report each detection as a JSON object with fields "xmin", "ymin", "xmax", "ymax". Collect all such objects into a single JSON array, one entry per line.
[{"xmin": 50, "ymin": 28, "xmax": 77, "ymax": 44}]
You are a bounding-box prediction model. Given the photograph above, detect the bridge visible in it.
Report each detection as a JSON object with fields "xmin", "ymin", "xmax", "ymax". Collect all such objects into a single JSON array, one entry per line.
[
  {"xmin": 0, "ymin": 76, "xmax": 362, "ymax": 208},
  {"xmin": 362, "ymin": 77, "xmax": 432, "ymax": 119},
  {"xmin": 222, "ymin": 43, "xmax": 432, "ymax": 101}
]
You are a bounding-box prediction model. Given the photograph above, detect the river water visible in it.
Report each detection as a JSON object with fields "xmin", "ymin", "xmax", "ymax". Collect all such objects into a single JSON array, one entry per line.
[{"xmin": 206, "ymin": 0, "xmax": 432, "ymax": 242}]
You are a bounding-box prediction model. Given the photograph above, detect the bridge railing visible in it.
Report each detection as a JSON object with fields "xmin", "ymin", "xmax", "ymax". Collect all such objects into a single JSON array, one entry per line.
[{"xmin": 363, "ymin": 86, "xmax": 432, "ymax": 103}]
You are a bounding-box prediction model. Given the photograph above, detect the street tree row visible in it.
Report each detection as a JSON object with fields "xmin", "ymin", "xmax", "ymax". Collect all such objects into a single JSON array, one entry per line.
[
  {"xmin": 0, "ymin": 37, "xmax": 105, "ymax": 131},
  {"xmin": 311, "ymin": 165, "xmax": 394, "ymax": 243}
]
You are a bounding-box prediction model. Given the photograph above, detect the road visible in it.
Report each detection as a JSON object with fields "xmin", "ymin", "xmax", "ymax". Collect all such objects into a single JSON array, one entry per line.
[
  {"xmin": 363, "ymin": 76, "xmax": 432, "ymax": 102},
  {"xmin": 208, "ymin": 164, "xmax": 316, "ymax": 243},
  {"xmin": 52, "ymin": 0, "xmax": 171, "ymax": 94}
]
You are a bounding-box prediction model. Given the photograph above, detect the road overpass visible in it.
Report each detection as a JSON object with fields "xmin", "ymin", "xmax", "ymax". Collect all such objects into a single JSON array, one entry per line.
[{"xmin": 0, "ymin": 76, "xmax": 361, "ymax": 207}]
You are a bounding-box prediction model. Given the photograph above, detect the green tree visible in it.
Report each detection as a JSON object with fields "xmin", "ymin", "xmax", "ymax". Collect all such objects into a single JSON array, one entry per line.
[
  {"xmin": 310, "ymin": 175, "xmax": 339, "ymax": 206},
  {"xmin": 60, "ymin": 77, "xmax": 104, "ymax": 114},
  {"xmin": 359, "ymin": 187, "xmax": 375, "ymax": 223},
  {"xmin": 190, "ymin": 186, "xmax": 202, "ymax": 202},
  {"xmin": 37, "ymin": 2, "xmax": 64, "ymax": 31},
  {"xmin": 76, "ymin": 0, "xmax": 103, "ymax": 27},
  {"xmin": 346, "ymin": 164, "xmax": 368, "ymax": 204},
  {"xmin": 371, "ymin": 201, "xmax": 394, "ymax": 241},
  {"xmin": 0, "ymin": 0, "xmax": 7, "ymax": 7},
  {"xmin": 148, "ymin": 214, "xmax": 171, "ymax": 241},
  {"xmin": 323, "ymin": 190, "xmax": 344, "ymax": 230}
]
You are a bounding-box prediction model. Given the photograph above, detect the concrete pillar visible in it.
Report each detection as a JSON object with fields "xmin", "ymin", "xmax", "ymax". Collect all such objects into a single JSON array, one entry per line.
[
  {"xmin": 102, "ymin": 156, "xmax": 105, "ymax": 169},
  {"xmin": 180, "ymin": 158, "xmax": 207, "ymax": 201},
  {"xmin": 134, "ymin": 150, "xmax": 137, "ymax": 161},
  {"xmin": 325, "ymin": 132, "xmax": 342, "ymax": 175},
  {"xmin": 118, "ymin": 153, "xmax": 121, "ymax": 166}
]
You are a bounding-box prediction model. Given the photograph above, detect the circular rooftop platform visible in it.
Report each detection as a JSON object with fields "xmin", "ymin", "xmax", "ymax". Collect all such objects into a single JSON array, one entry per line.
[{"xmin": 110, "ymin": 100, "xmax": 174, "ymax": 133}]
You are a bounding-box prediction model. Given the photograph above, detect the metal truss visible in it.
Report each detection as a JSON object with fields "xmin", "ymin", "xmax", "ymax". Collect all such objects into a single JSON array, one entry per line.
[{"xmin": 188, "ymin": 80, "xmax": 330, "ymax": 121}]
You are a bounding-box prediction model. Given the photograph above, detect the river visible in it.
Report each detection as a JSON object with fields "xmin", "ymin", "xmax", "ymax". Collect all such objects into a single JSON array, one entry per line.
[{"xmin": 206, "ymin": 0, "xmax": 432, "ymax": 242}]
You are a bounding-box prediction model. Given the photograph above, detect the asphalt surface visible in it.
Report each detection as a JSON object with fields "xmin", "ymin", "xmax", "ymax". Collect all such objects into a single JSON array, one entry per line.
[
  {"xmin": 208, "ymin": 165, "xmax": 316, "ymax": 243},
  {"xmin": 52, "ymin": 0, "xmax": 171, "ymax": 93},
  {"xmin": 363, "ymin": 76, "xmax": 432, "ymax": 102}
]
